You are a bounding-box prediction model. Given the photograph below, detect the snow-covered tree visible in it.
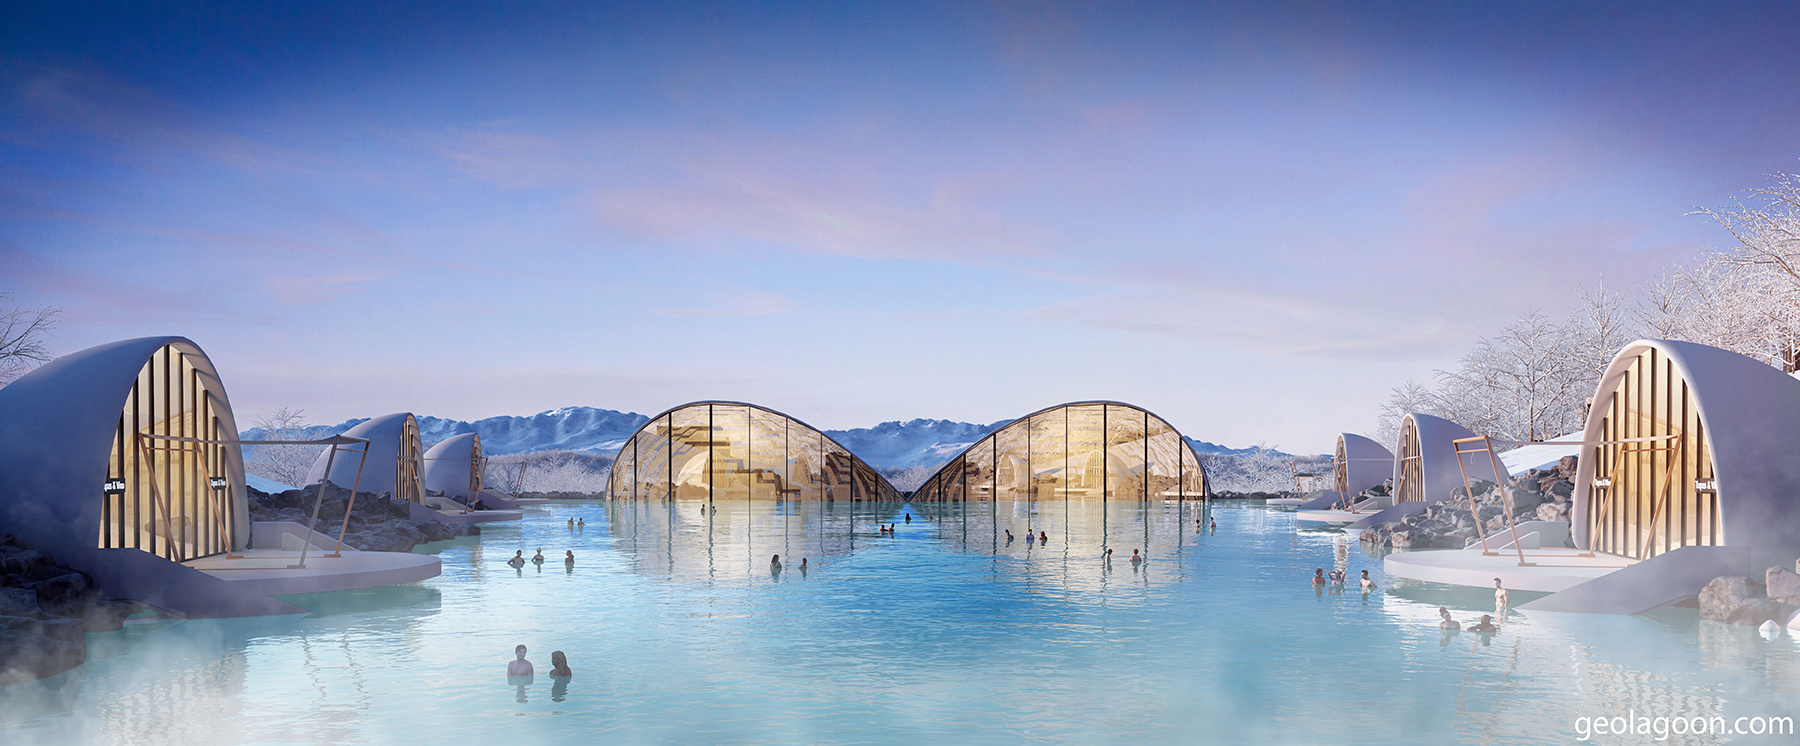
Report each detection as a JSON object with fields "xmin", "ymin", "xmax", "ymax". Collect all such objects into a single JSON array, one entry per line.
[
  {"xmin": 244, "ymin": 406, "xmax": 324, "ymax": 489},
  {"xmin": 0, "ymin": 293, "xmax": 58, "ymax": 386}
]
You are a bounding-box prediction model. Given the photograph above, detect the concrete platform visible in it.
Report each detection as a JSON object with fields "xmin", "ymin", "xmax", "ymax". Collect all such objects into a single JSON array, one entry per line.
[
  {"xmin": 432, "ymin": 508, "xmax": 524, "ymax": 523},
  {"xmin": 185, "ymin": 549, "xmax": 440, "ymax": 596},
  {"xmin": 1296, "ymin": 507, "xmax": 1384, "ymax": 524},
  {"xmin": 1385, "ymin": 546, "xmax": 1635, "ymax": 593}
]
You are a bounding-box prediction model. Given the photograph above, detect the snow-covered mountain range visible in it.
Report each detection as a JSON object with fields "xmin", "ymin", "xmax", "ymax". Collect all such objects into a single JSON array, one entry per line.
[{"xmin": 239, "ymin": 406, "xmax": 1294, "ymax": 471}]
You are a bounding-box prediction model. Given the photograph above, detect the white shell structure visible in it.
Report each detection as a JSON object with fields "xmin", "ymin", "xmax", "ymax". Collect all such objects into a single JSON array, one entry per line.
[
  {"xmin": 1392, "ymin": 413, "xmax": 1491, "ymax": 505},
  {"xmin": 1571, "ymin": 339, "xmax": 1800, "ymax": 556},
  {"xmin": 306, "ymin": 412, "xmax": 423, "ymax": 503},
  {"xmin": 1336, "ymin": 433, "xmax": 1395, "ymax": 496},
  {"xmin": 422, "ymin": 432, "xmax": 482, "ymax": 499}
]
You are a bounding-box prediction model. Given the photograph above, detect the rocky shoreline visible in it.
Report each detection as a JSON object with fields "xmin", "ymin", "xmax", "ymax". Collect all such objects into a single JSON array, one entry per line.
[
  {"xmin": 0, "ymin": 535, "xmax": 137, "ymax": 685},
  {"xmin": 248, "ymin": 484, "xmax": 482, "ymax": 552},
  {"xmin": 1700, "ymin": 564, "xmax": 1800, "ymax": 626},
  {"xmin": 1360, "ymin": 457, "xmax": 1577, "ymax": 550}
]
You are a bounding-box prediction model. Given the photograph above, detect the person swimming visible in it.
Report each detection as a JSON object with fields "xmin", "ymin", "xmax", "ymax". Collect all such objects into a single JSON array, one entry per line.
[
  {"xmin": 1130, "ymin": 549, "xmax": 1143, "ymax": 565},
  {"xmin": 532, "ymin": 548, "xmax": 545, "ymax": 564},
  {"xmin": 549, "ymin": 650, "xmax": 572, "ymax": 678},
  {"xmin": 1438, "ymin": 607, "xmax": 1461, "ymax": 631},
  {"xmin": 1312, "ymin": 568, "xmax": 1327, "ymax": 585},
  {"xmin": 1469, "ymin": 614, "xmax": 1498, "ymax": 633},
  {"xmin": 564, "ymin": 550, "xmax": 575, "ymax": 565},
  {"xmin": 1360, "ymin": 569, "xmax": 1376, "ymax": 590},
  {"xmin": 507, "ymin": 644, "xmax": 534, "ymax": 676},
  {"xmin": 508, "ymin": 550, "xmax": 526, "ymax": 567}
]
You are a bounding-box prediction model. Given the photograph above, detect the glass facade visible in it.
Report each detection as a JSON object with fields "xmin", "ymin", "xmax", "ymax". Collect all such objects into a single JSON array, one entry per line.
[
  {"xmin": 1588, "ymin": 348, "xmax": 1719, "ymax": 559},
  {"xmin": 607, "ymin": 402, "xmax": 900, "ymax": 502},
  {"xmin": 910, "ymin": 402, "xmax": 1208, "ymax": 503},
  {"xmin": 99, "ymin": 343, "xmax": 238, "ymax": 561},
  {"xmin": 1395, "ymin": 417, "xmax": 1425, "ymax": 503}
]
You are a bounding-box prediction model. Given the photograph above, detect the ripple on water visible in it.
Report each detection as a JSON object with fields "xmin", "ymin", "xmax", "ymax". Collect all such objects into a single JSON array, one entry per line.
[{"xmin": 3, "ymin": 501, "xmax": 1798, "ymax": 745}]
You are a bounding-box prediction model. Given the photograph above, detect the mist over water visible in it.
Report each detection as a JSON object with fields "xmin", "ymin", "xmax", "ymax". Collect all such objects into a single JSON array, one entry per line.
[{"xmin": 4, "ymin": 501, "xmax": 1798, "ymax": 745}]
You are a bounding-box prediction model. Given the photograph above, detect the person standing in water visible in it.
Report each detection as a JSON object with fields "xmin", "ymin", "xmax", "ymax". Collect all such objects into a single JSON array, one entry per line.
[
  {"xmin": 1360, "ymin": 569, "xmax": 1376, "ymax": 590},
  {"xmin": 508, "ymin": 550, "xmax": 526, "ymax": 568},
  {"xmin": 1493, "ymin": 578, "xmax": 1509, "ymax": 615},
  {"xmin": 549, "ymin": 650, "xmax": 572, "ymax": 678},
  {"xmin": 1312, "ymin": 568, "xmax": 1327, "ymax": 586},
  {"xmin": 1038, "ymin": 531, "xmax": 1047, "ymax": 544},
  {"xmin": 564, "ymin": 550, "xmax": 575, "ymax": 565},
  {"xmin": 567, "ymin": 517, "xmax": 574, "ymax": 529},
  {"xmin": 1438, "ymin": 607, "xmax": 1460, "ymax": 631},
  {"xmin": 1005, "ymin": 529, "xmax": 1014, "ymax": 542},
  {"xmin": 507, "ymin": 645, "xmax": 534, "ymax": 676},
  {"xmin": 905, "ymin": 513, "xmax": 911, "ymax": 524},
  {"xmin": 532, "ymin": 548, "xmax": 545, "ymax": 565},
  {"xmin": 1129, "ymin": 549, "xmax": 1143, "ymax": 565},
  {"xmin": 1469, "ymin": 614, "xmax": 1499, "ymax": 633}
]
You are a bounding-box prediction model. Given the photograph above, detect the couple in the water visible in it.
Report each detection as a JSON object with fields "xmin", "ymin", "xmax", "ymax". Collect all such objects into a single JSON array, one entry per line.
[
  {"xmin": 508, "ymin": 548, "xmax": 575, "ymax": 568},
  {"xmin": 1102, "ymin": 548, "xmax": 1144, "ymax": 565},
  {"xmin": 1312, "ymin": 568, "xmax": 1375, "ymax": 590},
  {"xmin": 1438, "ymin": 607, "xmax": 1499, "ymax": 633}
]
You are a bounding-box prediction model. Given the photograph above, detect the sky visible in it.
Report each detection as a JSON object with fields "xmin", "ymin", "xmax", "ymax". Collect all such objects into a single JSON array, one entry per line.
[{"xmin": 2, "ymin": 1, "xmax": 1797, "ymax": 454}]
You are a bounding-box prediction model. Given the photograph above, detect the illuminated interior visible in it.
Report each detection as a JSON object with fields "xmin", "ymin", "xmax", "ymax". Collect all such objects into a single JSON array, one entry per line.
[
  {"xmin": 608, "ymin": 402, "xmax": 899, "ymax": 502},
  {"xmin": 909, "ymin": 402, "xmax": 1207, "ymax": 503}
]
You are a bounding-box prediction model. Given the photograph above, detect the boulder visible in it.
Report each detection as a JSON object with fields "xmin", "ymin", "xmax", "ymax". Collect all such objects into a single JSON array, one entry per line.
[
  {"xmin": 1768, "ymin": 566, "xmax": 1800, "ymax": 605},
  {"xmin": 1547, "ymin": 480, "xmax": 1574, "ymax": 499},
  {"xmin": 1700, "ymin": 576, "xmax": 1794, "ymax": 625},
  {"xmin": 0, "ymin": 614, "xmax": 85, "ymax": 685},
  {"xmin": 2, "ymin": 549, "xmax": 53, "ymax": 577},
  {"xmin": 0, "ymin": 588, "xmax": 42, "ymax": 617},
  {"xmin": 1389, "ymin": 530, "xmax": 1413, "ymax": 549},
  {"xmin": 1535, "ymin": 502, "xmax": 1570, "ymax": 521},
  {"xmin": 32, "ymin": 573, "xmax": 92, "ymax": 615}
]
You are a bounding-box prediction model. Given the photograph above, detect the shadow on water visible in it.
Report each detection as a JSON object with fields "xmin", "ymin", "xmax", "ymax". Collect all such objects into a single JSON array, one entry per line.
[{"xmin": 276, "ymin": 583, "xmax": 444, "ymax": 618}]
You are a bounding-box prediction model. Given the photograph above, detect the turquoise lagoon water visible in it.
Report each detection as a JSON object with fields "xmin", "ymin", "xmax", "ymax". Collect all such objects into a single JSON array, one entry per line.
[{"xmin": 4, "ymin": 500, "xmax": 1799, "ymax": 745}]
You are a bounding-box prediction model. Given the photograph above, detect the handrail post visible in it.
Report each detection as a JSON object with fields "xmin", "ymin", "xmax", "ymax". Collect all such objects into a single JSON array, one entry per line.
[{"xmin": 1453, "ymin": 437, "xmax": 1494, "ymax": 556}]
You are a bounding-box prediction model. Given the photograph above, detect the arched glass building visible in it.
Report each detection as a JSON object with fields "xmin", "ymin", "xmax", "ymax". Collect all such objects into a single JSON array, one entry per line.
[
  {"xmin": 607, "ymin": 401, "xmax": 899, "ymax": 502},
  {"xmin": 909, "ymin": 401, "xmax": 1208, "ymax": 503}
]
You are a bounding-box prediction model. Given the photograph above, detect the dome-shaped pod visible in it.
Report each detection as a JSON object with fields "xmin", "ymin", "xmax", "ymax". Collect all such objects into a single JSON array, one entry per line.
[
  {"xmin": 1391, "ymin": 413, "xmax": 1494, "ymax": 505},
  {"xmin": 306, "ymin": 413, "xmax": 422, "ymax": 504},
  {"xmin": 422, "ymin": 432, "xmax": 482, "ymax": 500},
  {"xmin": 0, "ymin": 336, "xmax": 304, "ymax": 617},
  {"xmin": 1336, "ymin": 433, "xmax": 1395, "ymax": 497},
  {"xmin": 1572, "ymin": 339, "xmax": 1800, "ymax": 559}
]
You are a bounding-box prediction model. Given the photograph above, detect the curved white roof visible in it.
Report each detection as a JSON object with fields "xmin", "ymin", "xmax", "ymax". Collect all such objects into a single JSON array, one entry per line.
[
  {"xmin": 1395, "ymin": 413, "xmax": 1492, "ymax": 504},
  {"xmin": 1338, "ymin": 432, "xmax": 1394, "ymax": 496},
  {"xmin": 421, "ymin": 432, "xmax": 481, "ymax": 498},
  {"xmin": 0, "ymin": 337, "xmax": 300, "ymax": 617},
  {"xmin": 1572, "ymin": 339, "xmax": 1800, "ymax": 553},
  {"xmin": 306, "ymin": 412, "xmax": 419, "ymax": 499}
]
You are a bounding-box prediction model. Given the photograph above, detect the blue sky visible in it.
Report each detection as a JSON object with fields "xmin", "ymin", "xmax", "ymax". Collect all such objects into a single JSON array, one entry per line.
[{"xmin": 3, "ymin": 1, "xmax": 1797, "ymax": 453}]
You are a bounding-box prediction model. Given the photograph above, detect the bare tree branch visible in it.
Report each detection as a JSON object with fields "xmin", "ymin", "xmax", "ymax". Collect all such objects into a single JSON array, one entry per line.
[{"xmin": 0, "ymin": 293, "xmax": 60, "ymax": 385}]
